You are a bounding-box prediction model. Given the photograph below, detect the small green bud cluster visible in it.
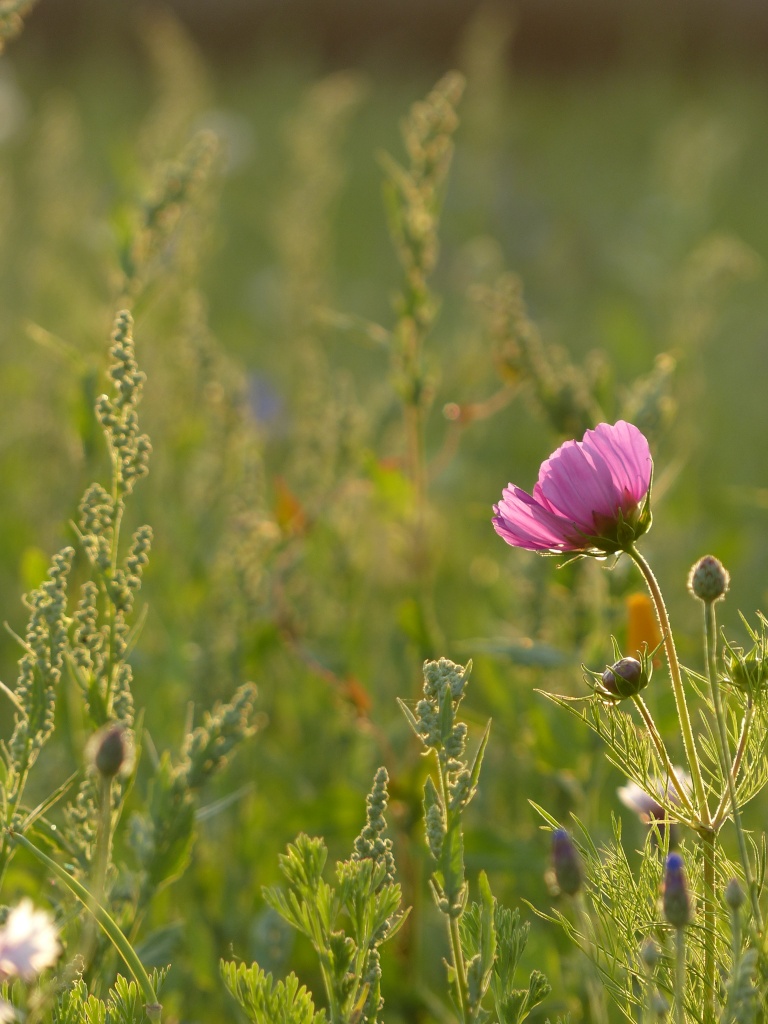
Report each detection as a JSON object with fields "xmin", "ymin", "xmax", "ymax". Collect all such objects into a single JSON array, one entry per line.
[
  {"xmin": 95, "ymin": 311, "xmax": 152, "ymax": 497},
  {"xmin": 400, "ymin": 659, "xmax": 487, "ymax": 924},
  {"xmin": 8, "ymin": 548, "xmax": 74, "ymax": 778},
  {"xmin": 389, "ymin": 72, "xmax": 464, "ymax": 284},
  {"xmin": 103, "ymin": 525, "xmax": 153, "ymax": 619},
  {"xmin": 423, "ymin": 657, "xmax": 467, "ymax": 702},
  {"xmin": 351, "ymin": 767, "xmax": 396, "ymax": 885},
  {"xmin": 128, "ymin": 684, "xmax": 257, "ymax": 910},
  {"xmin": 126, "ymin": 131, "xmax": 218, "ymax": 293},
  {"xmin": 126, "ymin": 525, "xmax": 152, "ymax": 590},
  {"xmin": 72, "ymin": 581, "xmax": 102, "ymax": 674},
  {"xmin": 79, "ymin": 484, "xmax": 114, "ymax": 570},
  {"xmin": 180, "ymin": 683, "xmax": 258, "ymax": 791},
  {"xmin": 424, "ymin": 799, "xmax": 445, "ymax": 860},
  {"xmin": 688, "ymin": 555, "xmax": 730, "ymax": 604},
  {"xmin": 144, "ymin": 131, "xmax": 217, "ymax": 236},
  {"xmin": 414, "ymin": 658, "xmax": 469, "ymax": 755},
  {"xmin": 64, "ymin": 775, "xmax": 100, "ymax": 867}
]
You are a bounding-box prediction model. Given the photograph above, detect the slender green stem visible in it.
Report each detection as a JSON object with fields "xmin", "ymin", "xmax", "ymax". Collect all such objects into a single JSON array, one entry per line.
[
  {"xmin": 10, "ymin": 829, "xmax": 161, "ymax": 1017},
  {"xmin": 729, "ymin": 898, "xmax": 742, "ymax": 971},
  {"xmin": 627, "ymin": 546, "xmax": 711, "ymax": 826},
  {"xmin": 714, "ymin": 700, "xmax": 753, "ymax": 824},
  {"xmin": 449, "ymin": 914, "xmax": 470, "ymax": 1023},
  {"xmin": 81, "ymin": 774, "xmax": 115, "ymax": 967},
  {"xmin": 631, "ymin": 696, "xmax": 696, "ymax": 818},
  {"xmin": 703, "ymin": 601, "xmax": 763, "ymax": 931},
  {"xmin": 673, "ymin": 926, "xmax": 686, "ymax": 1024},
  {"xmin": 699, "ymin": 825, "xmax": 717, "ymax": 1024},
  {"xmin": 573, "ymin": 897, "xmax": 609, "ymax": 1024},
  {"xmin": 436, "ymin": 757, "xmax": 470, "ymax": 1023}
]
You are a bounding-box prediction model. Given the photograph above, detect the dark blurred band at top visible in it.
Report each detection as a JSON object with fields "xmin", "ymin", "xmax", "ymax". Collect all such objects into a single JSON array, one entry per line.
[{"xmin": 18, "ymin": 0, "xmax": 768, "ymax": 75}]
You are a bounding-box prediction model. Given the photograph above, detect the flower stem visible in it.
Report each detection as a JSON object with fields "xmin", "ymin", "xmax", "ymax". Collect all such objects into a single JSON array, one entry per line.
[
  {"xmin": 435, "ymin": 760, "xmax": 470, "ymax": 1023},
  {"xmin": 82, "ymin": 774, "xmax": 115, "ymax": 967},
  {"xmin": 713, "ymin": 700, "xmax": 752, "ymax": 823},
  {"xmin": 449, "ymin": 913, "xmax": 470, "ymax": 1023},
  {"xmin": 673, "ymin": 925, "xmax": 686, "ymax": 1024},
  {"xmin": 703, "ymin": 600, "xmax": 763, "ymax": 931},
  {"xmin": 626, "ymin": 546, "xmax": 710, "ymax": 826},
  {"xmin": 10, "ymin": 829, "xmax": 161, "ymax": 1016},
  {"xmin": 699, "ymin": 825, "xmax": 717, "ymax": 1024}
]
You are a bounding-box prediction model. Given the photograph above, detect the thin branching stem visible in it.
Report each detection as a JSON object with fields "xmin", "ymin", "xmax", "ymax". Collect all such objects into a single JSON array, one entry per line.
[
  {"xmin": 713, "ymin": 699, "xmax": 753, "ymax": 823},
  {"xmin": 627, "ymin": 546, "xmax": 710, "ymax": 827},
  {"xmin": 436, "ymin": 761, "xmax": 470, "ymax": 1023},
  {"xmin": 632, "ymin": 695, "xmax": 697, "ymax": 818},
  {"xmin": 703, "ymin": 601, "xmax": 763, "ymax": 931}
]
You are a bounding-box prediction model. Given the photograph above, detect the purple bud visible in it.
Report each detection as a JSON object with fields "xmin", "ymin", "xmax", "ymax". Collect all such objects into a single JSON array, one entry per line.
[
  {"xmin": 87, "ymin": 723, "xmax": 134, "ymax": 778},
  {"xmin": 724, "ymin": 878, "xmax": 745, "ymax": 910},
  {"xmin": 552, "ymin": 828, "xmax": 583, "ymax": 896},
  {"xmin": 601, "ymin": 657, "xmax": 647, "ymax": 699},
  {"xmin": 662, "ymin": 853, "xmax": 691, "ymax": 928}
]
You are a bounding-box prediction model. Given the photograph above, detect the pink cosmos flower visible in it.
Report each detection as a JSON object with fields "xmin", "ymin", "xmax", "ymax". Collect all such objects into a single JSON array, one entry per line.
[{"xmin": 493, "ymin": 420, "xmax": 652, "ymax": 555}]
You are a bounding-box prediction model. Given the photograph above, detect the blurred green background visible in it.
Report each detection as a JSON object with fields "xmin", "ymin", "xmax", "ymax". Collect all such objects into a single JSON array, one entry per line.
[{"xmin": 3, "ymin": 1, "xmax": 768, "ymax": 1020}]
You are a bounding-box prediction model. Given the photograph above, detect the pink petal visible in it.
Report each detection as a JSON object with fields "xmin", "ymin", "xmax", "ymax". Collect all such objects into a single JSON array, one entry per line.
[
  {"xmin": 583, "ymin": 421, "xmax": 651, "ymax": 505},
  {"xmin": 535, "ymin": 439, "xmax": 620, "ymax": 527},
  {"xmin": 493, "ymin": 486, "xmax": 581, "ymax": 551}
]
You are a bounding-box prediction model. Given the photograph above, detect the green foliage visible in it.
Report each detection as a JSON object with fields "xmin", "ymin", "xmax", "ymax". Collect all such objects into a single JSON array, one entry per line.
[
  {"xmin": 53, "ymin": 970, "xmax": 169, "ymax": 1024},
  {"xmin": 221, "ymin": 962, "xmax": 327, "ymax": 1024},
  {"xmin": 401, "ymin": 659, "xmax": 547, "ymax": 1024},
  {"xmin": 224, "ymin": 769, "xmax": 404, "ymax": 1024},
  {"xmin": 400, "ymin": 658, "xmax": 490, "ymax": 919},
  {"xmin": 460, "ymin": 873, "xmax": 551, "ymax": 1024},
  {"xmin": 4, "ymin": 6, "xmax": 768, "ymax": 1022}
]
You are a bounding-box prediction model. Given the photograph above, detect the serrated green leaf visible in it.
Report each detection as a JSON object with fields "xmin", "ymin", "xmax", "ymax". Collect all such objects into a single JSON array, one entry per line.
[
  {"xmin": 467, "ymin": 720, "xmax": 492, "ymax": 801},
  {"xmin": 221, "ymin": 961, "xmax": 327, "ymax": 1024}
]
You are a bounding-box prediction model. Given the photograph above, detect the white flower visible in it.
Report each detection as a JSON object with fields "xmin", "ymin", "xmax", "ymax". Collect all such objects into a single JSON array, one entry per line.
[
  {"xmin": 0, "ymin": 899, "xmax": 60, "ymax": 981},
  {"xmin": 618, "ymin": 767, "xmax": 692, "ymax": 822}
]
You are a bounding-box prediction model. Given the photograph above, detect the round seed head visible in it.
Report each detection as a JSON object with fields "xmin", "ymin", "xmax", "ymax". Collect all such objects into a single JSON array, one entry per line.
[{"xmin": 688, "ymin": 555, "xmax": 730, "ymax": 603}]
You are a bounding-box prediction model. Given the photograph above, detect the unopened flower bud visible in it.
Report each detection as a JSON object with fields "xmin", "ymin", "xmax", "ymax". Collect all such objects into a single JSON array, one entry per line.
[
  {"xmin": 601, "ymin": 657, "xmax": 647, "ymax": 699},
  {"xmin": 662, "ymin": 853, "xmax": 691, "ymax": 928},
  {"xmin": 640, "ymin": 937, "xmax": 660, "ymax": 969},
  {"xmin": 87, "ymin": 723, "xmax": 134, "ymax": 778},
  {"xmin": 724, "ymin": 641, "xmax": 768, "ymax": 695},
  {"xmin": 725, "ymin": 878, "xmax": 745, "ymax": 910},
  {"xmin": 651, "ymin": 992, "xmax": 670, "ymax": 1019},
  {"xmin": 688, "ymin": 556, "xmax": 730, "ymax": 603},
  {"xmin": 552, "ymin": 828, "xmax": 583, "ymax": 896}
]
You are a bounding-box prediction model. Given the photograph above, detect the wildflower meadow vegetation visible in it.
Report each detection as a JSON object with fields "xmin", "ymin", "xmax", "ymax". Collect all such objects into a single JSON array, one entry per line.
[{"xmin": 3, "ymin": 3, "xmax": 768, "ymax": 1023}]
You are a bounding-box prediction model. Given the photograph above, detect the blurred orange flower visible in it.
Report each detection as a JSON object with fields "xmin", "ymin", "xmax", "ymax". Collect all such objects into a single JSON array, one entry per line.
[{"xmin": 626, "ymin": 592, "xmax": 661, "ymax": 660}]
